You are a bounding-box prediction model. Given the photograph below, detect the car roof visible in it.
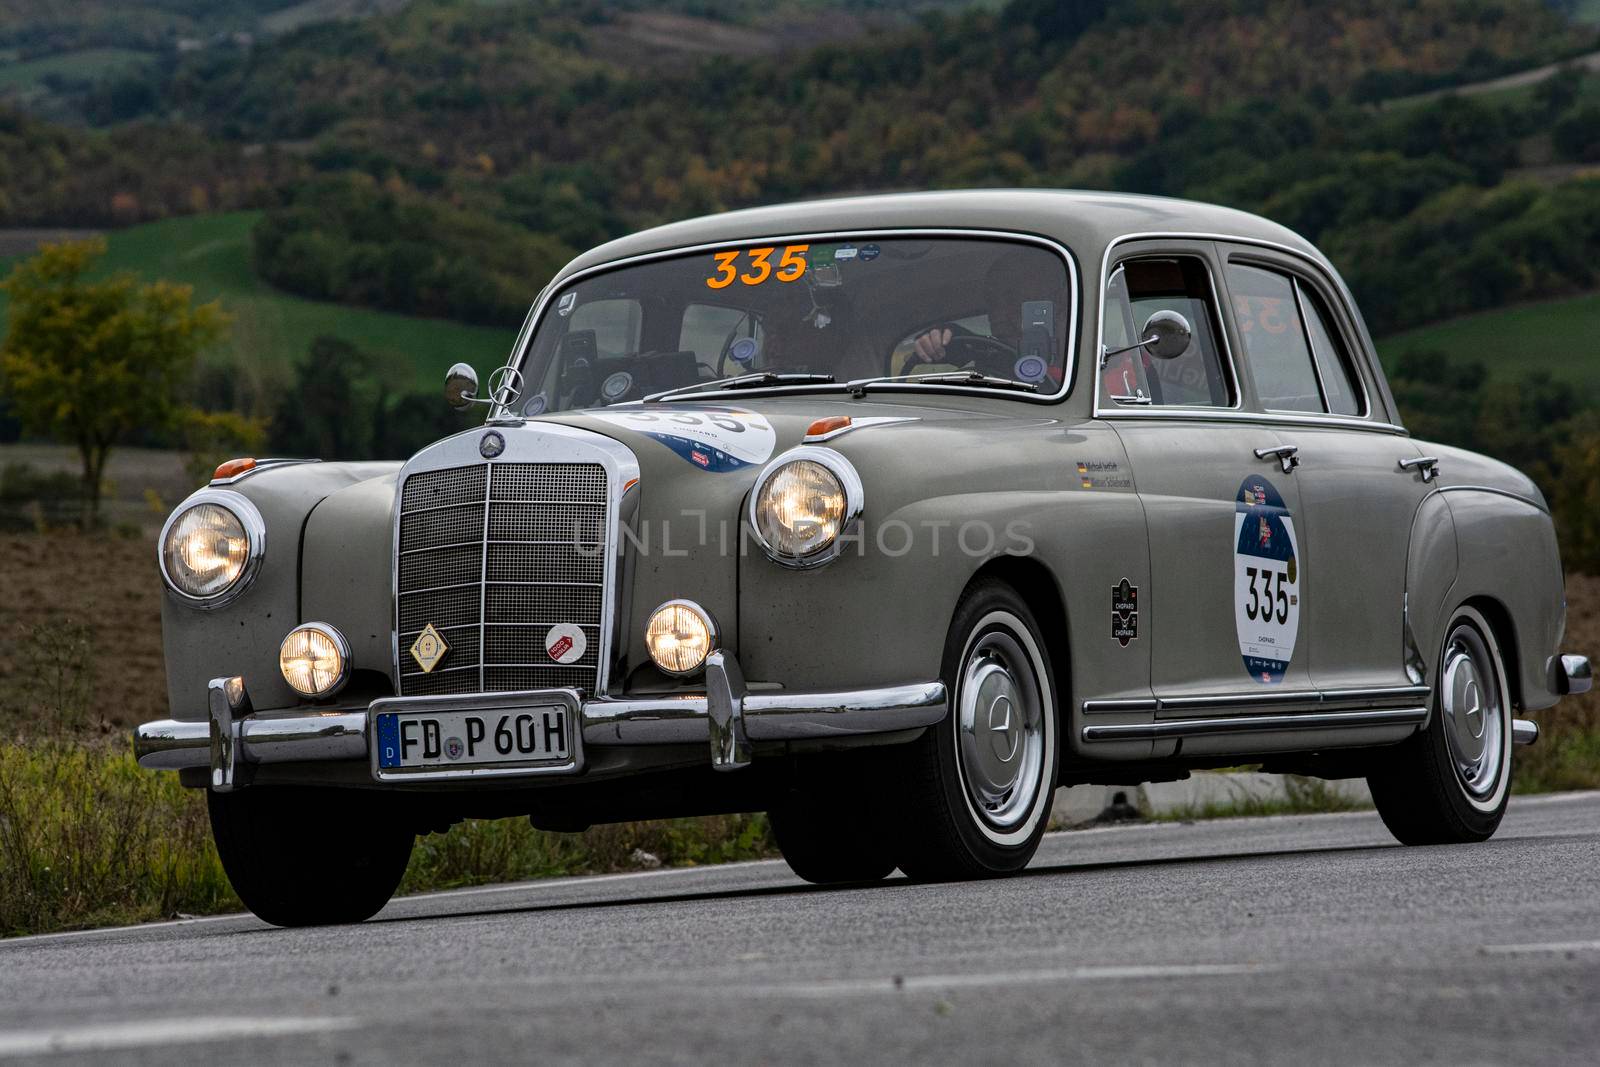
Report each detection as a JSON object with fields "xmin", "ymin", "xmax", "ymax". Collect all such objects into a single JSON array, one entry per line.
[{"xmin": 557, "ymin": 189, "xmax": 1323, "ymax": 280}]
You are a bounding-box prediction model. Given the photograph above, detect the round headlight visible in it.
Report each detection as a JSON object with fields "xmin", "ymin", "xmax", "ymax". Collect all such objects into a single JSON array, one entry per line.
[
  {"xmin": 279, "ymin": 623, "xmax": 349, "ymax": 699},
  {"xmin": 750, "ymin": 447, "xmax": 863, "ymax": 567},
  {"xmin": 159, "ymin": 491, "xmax": 263, "ymax": 606},
  {"xmin": 645, "ymin": 600, "xmax": 718, "ymax": 676}
]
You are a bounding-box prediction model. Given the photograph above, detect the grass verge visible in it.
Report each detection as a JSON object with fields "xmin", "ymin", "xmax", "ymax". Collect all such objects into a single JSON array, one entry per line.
[
  {"xmin": 1140, "ymin": 775, "xmax": 1373, "ymax": 823},
  {"xmin": 0, "ymin": 743, "xmax": 774, "ymax": 938}
]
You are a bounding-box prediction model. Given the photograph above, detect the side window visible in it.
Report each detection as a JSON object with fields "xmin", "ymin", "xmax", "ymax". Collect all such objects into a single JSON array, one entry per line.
[
  {"xmin": 679, "ymin": 304, "xmax": 764, "ymax": 372},
  {"xmin": 1102, "ymin": 256, "xmax": 1233, "ymax": 407},
  {"xmin": 1227, "ymin": 264, "xmax": 1322, "ymax": 413},
  {"xmin": 1227, "ymin": 262, "xmax": 1368, "ymax": 417},
  {"xmin": 1299, "ymin": 287, "xmax": 1365, "ymax": 417},
  {"xmin": 568, "ymin": 298, "xmax": 641, "ymax": 359}
]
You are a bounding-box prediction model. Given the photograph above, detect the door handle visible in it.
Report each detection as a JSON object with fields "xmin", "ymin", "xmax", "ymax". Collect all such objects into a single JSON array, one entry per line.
[
  {"xmin": 1254, "ymin": 444, "xmax": 1299, "ymax": 474},
  {"xmin": 1399, "ymin": 456, "xmax": 1440, "ymax": 483}
]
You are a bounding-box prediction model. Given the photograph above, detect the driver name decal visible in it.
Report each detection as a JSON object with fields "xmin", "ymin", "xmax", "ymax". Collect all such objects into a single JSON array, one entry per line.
[
  {"xmin": 588, "ymin": 408, "xmax": 777, "ymax": 472},
  {"xmin": 1233, "ymin": 475, "xmax": 1301, "ymax": 684}
]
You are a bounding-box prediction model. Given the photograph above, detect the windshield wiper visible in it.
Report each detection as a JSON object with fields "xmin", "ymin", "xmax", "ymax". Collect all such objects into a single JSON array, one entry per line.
[
  {"xmin": 643, "ymin": 372, "xmax": 836, "ymax": 403},
  {"xmin": 845, "ymin": 370, "xmax": 1039, "ymax": 397}
]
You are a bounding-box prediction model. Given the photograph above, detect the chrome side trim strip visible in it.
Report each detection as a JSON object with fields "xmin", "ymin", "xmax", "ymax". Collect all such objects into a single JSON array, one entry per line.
[
  {"xmin": 1431, "ymin": 484, "xmax": 1550, "ymax": 515},
  {"xmin": 1081, "ymin": 698, "xmax": 1160, "ymax": 714},
  {"xmin": 802, "ymin": 416, "xmax": 920, "ymax": 443},
  {"xmin": 1159, "ymin": 690, "xmax": 1321, "ymax": 711},
  {"xmin": 1080, "ymin": 685, "xmax": 1432, "ymax": 717},
  {"xmin": 1081, "ymin": 706, "xmax": 1427, "ymax": 743},
  {"xmin": 1512, "ymin": 718, "xmax": 1540, "ymax": 746},
  {"xmin": 208, "ymin": 457, "xmax": 320, "ymax": 485},
  {"xmin": 1319, "ymin": 685, "xmax": 1432, "ymax": 703}
]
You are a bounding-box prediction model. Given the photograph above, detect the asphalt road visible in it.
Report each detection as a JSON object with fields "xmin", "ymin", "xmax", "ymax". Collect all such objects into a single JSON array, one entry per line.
[{"xmin": 3, "ymin": 793, "xmax": 1600, "ymax": 1065}]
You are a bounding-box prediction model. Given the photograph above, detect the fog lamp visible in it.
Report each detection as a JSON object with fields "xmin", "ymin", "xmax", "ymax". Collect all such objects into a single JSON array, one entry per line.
[
  {"xmin": 645, "ymin": 600, "xmax": 718, "ymax": 676},
  {"xmin": 279, "ymin": 623, "xmax": 350, "ymax": 699}
]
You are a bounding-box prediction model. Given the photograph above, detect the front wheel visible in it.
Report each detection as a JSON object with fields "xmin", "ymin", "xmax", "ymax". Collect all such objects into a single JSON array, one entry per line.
[
  {"xmin": 1368, "ymin": 605, "xmax": 1513, "ymax": 845},
  {"xmin": 208, "ymin": 787, "xmax": 415, "ymax": 927},
  {"xmin": 769, "ymin": 753, "xmax": 898, "ymax": 885},
  {"xmin": 894, "ymin": 579, "xmax": 1060, "ymax": 881}
]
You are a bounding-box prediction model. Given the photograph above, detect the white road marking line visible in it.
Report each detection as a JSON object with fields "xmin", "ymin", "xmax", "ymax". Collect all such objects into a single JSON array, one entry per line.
[
  {"xmin": 1482, "ymin": 940, "xmax": 1600, "ymax": 955},
  {"xmin": 1, "ymin": 860, "xmax": 796, "ymax": 947},
  {"xmin": 0, "ymin": 1017, "xmax": 358, "ymax": 1058},
  {"xmin": 394, "ymin": 857, "xmax": 791, "ymax": 904},
  {"xmin": 750, "ymin": 962, "xmax": 1277, "ymax": 998}
]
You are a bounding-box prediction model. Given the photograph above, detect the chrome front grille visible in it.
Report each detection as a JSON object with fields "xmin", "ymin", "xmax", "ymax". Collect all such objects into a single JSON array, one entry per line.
[{"xmin": 396, "ymin": 461, "xmax": 608, "ymax": 697}]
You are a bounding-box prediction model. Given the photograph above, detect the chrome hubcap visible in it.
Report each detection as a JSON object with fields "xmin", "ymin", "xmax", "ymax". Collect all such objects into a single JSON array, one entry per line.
[
  {"xmin": 1441, "ymin": 624, "xmax": 1504, "ymax": 799},
  {"xmin": 957, "ymin": 630, "xmax": 1044, "ymax": 832}
]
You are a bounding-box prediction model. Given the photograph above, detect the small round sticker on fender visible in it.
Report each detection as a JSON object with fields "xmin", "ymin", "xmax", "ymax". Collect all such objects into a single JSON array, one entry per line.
[
  {"xmin": 545, "ymin": 623, "xmax": 587, "ymax": 664},
  {"xmin": 1233, "ymin": 475, "xmax": 1300, "ymax": 684}
]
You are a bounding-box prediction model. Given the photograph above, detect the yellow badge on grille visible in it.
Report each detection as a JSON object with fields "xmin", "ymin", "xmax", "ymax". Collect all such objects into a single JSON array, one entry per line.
[{"xmin": 410, "ymin": 623, "xmax": 449, "ymax": 674}]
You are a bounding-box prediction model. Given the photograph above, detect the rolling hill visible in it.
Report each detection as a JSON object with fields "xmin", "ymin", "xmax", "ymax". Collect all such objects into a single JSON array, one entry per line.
[
  {"xmin": 1377, "ymin": 290, "xmax": 1600, "ymax": 389},
  {"xmin": 0, "ymin": 214, "xmax": 519, "ymax": 399}
]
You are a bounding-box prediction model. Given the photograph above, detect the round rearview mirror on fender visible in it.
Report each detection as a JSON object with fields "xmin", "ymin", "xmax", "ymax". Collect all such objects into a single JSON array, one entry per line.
[
  {"xmin": 1140, "ymin": 310, "xmax": 1192, "ymax": 360},
  {"xmin": 445, "ymin": 363, "xmax": 480, "ymax": 410}
]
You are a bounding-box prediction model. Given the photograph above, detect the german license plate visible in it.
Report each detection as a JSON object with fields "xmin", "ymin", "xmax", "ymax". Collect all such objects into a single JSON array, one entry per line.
[{"xmin": 371, "ymin": 693, "xmax": 581, "ymax": 780}]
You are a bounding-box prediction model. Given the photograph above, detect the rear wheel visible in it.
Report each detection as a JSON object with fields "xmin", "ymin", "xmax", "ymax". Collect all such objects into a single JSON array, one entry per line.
[
  {"xmin": 208, "ymin": 787, "xmax": 414, "ymax": 927},
  {"xmin": 894, "ymin": 580, "xmax": 1059, "ymax": 881},
  {"xmin": 1368, "ymin": 605, "xmax": 1512, "ymax": 845}
]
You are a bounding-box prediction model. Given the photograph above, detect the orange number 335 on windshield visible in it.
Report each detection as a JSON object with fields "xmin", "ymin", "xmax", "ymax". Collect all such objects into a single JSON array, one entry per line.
[{"xmin": 707, "ymin": 245, "xmax": 809, "ymax": 289}]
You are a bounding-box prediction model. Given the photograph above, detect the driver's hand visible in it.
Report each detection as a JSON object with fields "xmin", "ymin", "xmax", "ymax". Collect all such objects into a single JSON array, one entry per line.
[{"xmin": 911, "ymin": 328, "xmax": 953, "ymax": 365}]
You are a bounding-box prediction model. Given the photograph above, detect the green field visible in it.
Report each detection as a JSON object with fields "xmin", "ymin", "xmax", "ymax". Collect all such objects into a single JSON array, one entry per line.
[
  {"xmin": 1376, "ymin": 290, "xmax": 1600, "ymax": 387},
  {"xmin": 0, "ymin": 48, "xmax": 153, "ymax": 92},
  {"xmin": 0, "ymin": 213, "xmax": 520, "ymax": 396}
]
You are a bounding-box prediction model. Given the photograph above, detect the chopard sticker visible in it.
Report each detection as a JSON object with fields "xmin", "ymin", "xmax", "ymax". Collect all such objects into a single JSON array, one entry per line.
[
  {"xmin": 545, "ymin": 623, "xmax": 587, "ymax": 665},
  {"xmin": 587, "ymin": 408, "xmax": 776, "ymax": 472},
  {"xmin": 1076, "ymin": 460, "xmax": 1131, "ymax": 491},
  {"xmin": 1112, "ymin": 578, "xmax": 1139, "ymax": 646},
  {"xmin": 1234, "ymin": 475, "xmax": 1301, "ymax": 684},
  {"xmin": 557, "ymin": 292, "xmax": 577, "ymax": 317}
]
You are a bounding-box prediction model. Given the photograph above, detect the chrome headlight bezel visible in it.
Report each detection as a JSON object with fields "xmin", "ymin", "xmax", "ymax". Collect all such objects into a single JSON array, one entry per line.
[
  {"xmin": 157, "ymin": 489, "xmax": 266, "ymax": 609},
  {"xmin": 748, "ymin": 446, "xmax": 865, "ymax": 569}
]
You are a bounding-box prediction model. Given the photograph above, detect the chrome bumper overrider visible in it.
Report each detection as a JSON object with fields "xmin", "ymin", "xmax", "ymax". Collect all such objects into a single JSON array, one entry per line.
[{"xmin": 133, "ymin": 652, "xmax": 947, "ymax": 789}]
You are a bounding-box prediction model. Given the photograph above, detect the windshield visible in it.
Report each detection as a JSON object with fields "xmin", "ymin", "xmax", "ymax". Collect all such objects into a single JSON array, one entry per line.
[{"xmin": 514, "ymin": 235, "xmax": 1074, "ymax": 413}]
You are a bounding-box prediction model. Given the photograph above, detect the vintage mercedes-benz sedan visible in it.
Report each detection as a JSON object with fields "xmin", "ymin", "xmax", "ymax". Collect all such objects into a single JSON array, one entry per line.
[{"xmin": 136, "ymin": 190, "xmax": 1590, "ymax": 926}]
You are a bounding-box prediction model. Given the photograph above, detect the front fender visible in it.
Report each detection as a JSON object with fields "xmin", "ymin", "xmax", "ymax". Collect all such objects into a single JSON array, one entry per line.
[{"xmin": 160, "ymin": 462, "xmax": 399, "ymax": 718}]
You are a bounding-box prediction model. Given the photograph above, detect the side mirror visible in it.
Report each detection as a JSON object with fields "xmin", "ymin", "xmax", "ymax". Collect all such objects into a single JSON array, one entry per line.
[
  {"xmin": 1101, "ymin": 310, "xmax": 1194, "ymax": 363},
  {"xmin": 1140, "ymin": 310, "xmax": 1192, "ymax": 360},
  {"xmin": 445, "ymin": 363, "xmax": 479, "ymax": 411}
]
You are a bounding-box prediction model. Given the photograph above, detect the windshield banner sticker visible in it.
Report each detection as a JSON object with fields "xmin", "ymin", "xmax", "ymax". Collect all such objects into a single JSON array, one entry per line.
[
  {"xmin": 1234, "ymin": 475, "xmax": 1301, "ymax": 684},
  {"xmin": 588, "ymin": 408, "xmax": 776, "ymax": 472}
]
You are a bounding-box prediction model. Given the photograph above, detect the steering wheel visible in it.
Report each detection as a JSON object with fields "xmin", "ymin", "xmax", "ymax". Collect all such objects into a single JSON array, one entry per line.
[{"xmin": 942, "ymin": 333, "xmax": 1018, "ymax": 378}]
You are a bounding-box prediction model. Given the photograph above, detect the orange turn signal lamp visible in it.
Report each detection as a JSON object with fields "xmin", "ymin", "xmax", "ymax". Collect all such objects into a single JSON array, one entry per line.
[
  {"xmin": 212, "ymin": 457, "xmax": 257, "ymax": 481},
  {"xmin": 804, "ymin": 416, "xmax": 851, "ymax": 439}
]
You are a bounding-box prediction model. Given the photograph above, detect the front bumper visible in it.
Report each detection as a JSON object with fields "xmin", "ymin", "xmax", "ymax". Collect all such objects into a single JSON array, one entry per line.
[{"xmin": 133, "ymin": 651, "xmax": 947, "ymax": 790}]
